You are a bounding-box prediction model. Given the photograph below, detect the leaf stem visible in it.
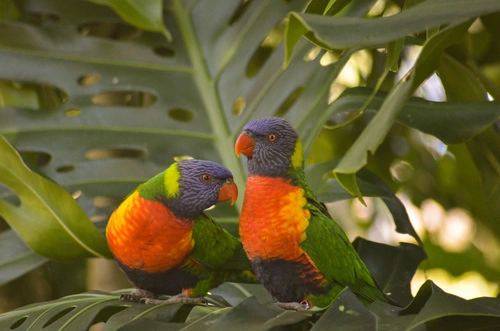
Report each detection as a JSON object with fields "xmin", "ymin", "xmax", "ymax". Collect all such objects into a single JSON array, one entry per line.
[{"xmin": 171, "ymin": 0, "xmax": 246, "ymax": 211}]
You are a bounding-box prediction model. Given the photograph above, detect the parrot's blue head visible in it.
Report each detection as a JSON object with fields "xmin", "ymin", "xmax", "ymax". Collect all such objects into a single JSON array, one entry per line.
[
  {"xmin": 235, "ymin": 117, "xmax": 302, "ymax": 177},
  {"xmin": 142, "ymin": 159, "xmax": 238, "ymax": 220}
]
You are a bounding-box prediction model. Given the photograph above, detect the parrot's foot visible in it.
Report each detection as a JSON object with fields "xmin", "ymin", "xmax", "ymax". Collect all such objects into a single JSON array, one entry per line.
[
  {"xmin": 276, "ymin": 300, "xmax": 311, "ymax": 311},
  {"xmin": 120, "ymin": 288, "xmax": 155, "ymax": 303},
  {"xmin": 140, "ymin": 292, "xmax": 207, "ymax": 305}
]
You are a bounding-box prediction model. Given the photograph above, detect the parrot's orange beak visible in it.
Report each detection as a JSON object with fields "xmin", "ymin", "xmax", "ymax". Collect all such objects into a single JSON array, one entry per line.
[
  {"xmin": 218, "ymin": 179, "xmax": 238, "ymax": 205},
  {"xmin": 235, "ymin": 132, "xmax": 255, "ymax": 157}
]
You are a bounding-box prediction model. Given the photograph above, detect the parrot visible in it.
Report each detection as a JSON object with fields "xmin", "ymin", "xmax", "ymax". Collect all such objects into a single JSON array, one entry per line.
[
  {"xmin": 106, "ymin": 159, "xmax": 256, "ymax": 304},
  {"xmin": 235, "ymin": 117, "xmax": 388, "ymax": 310}
]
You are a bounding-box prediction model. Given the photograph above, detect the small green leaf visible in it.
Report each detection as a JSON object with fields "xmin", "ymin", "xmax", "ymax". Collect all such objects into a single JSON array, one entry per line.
[
  {"xmin": 334, "ymin": 172, "xmax": 366, "ymax": 205},
  {"xmin": 0, "ymin": 135, "xmax": 111, "ymax": 260},
  {"xmin": 88, "ymin": 0, "xmax": 172, "ymax": 41}
]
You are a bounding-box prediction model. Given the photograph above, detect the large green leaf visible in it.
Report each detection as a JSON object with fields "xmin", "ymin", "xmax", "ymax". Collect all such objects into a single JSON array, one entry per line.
[
  {"xmin": 0, "ymin": 136, "xmax": 111, "ymax": 260},
  {"xmin": 0, "ymin": 229, "xmax": 47, "ymax": 286}
]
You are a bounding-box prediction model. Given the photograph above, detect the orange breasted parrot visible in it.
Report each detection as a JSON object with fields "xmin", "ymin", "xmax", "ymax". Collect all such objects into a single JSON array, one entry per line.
[
  {"xmin": 235, "ymin": 117, "xmax": 388, "ymax": 310},
  {"xmin": 106, "ymin": 159, "xmax": 255, "ymax": 304}
]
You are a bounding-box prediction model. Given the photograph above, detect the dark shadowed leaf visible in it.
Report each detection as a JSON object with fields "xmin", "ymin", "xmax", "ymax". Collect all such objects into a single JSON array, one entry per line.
[
  {"xmin": 207, "ymin": 296, "xmax": 315, "ymax": 331},
  {"xmin": 353, "ymin": 238, "xmax": 426, "ymax": 306},
  {"xmin": 311, "ymin": 288, "xmax": 406, "ymax": 331},
  {"xmin": 402, "ymin": 281, "xmax": 500, "ymax": 330}
]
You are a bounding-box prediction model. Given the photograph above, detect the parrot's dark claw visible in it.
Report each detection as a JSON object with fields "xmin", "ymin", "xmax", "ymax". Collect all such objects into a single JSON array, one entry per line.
[
  {"xmin": 276, "ymin": 301, "xmax": 311, "ymax": 311},
  {"xmin": 120, "ymin": 288, "xmax": 155, "ymax": 303}
]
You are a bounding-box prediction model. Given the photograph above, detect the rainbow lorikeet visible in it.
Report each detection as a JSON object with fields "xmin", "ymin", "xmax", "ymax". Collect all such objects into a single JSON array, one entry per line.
[
  {"xmin": 106, "ymin": 159, "xmax": 255, "ymax": 304},
  {"xmin": 235, "ymin": 117, "xmax": 388, "ymax": 310}
]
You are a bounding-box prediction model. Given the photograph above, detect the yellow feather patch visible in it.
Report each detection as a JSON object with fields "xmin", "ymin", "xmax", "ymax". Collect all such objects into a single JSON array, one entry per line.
[
  {"xmin": 291, "ymin": 139, "xmax": 304, "ymax": 169},
  {"xmin": 164, "ymin": 163, "xmax": 181, "ymax": 198}
]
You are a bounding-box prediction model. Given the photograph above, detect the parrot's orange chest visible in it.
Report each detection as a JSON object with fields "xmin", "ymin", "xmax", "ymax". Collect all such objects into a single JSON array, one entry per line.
[
  {"xmin": 239, "ymin": 176, "xmax": 310, "ymax": 261},
  {"xmin": 106, "ymin": 190, "xmax": 194, "ymax": 273}
]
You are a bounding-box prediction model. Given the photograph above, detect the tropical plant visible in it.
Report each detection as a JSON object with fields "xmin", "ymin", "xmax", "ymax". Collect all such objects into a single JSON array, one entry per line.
[{"xmin": 0, "ymin": 0, "xmax": 499, "ymax": 329}]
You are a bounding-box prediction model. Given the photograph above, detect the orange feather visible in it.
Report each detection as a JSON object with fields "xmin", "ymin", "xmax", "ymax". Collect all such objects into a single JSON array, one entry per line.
[{"xmin": 106, "ymin": 190, "xmax": 194, "ymax": 273}]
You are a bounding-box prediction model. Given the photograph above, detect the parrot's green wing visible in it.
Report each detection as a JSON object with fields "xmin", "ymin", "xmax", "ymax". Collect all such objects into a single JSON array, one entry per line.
[
  {"xmin": 190, "ymin": 213, "xmax": 252, "ymax": 271},
  {"xmin": 300, "ymin": 194, "xmax": 386, "ymax": 303}
]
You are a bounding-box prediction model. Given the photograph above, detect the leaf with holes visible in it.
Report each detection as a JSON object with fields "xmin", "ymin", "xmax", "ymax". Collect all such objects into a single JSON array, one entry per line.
[
  {"xmin": 0, "ymin": 292, "xmax": 129, "ymax": 330},
  {"xmin": 0, "ymin": 135, "xmax": 111, "ymax": 260},
  {"xmin": 0, "ymin": 0, "xmax": 343, "ymax": 231}
]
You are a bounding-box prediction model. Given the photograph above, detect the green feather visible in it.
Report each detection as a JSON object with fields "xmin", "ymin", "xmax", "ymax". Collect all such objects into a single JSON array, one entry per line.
[
  {"xmin": 184, "ymin": 213, "xmax": 257, "ymax": 296},
  {"xmin": 287, "ymin": 140, "xmax": 386, "ymax": 306},
  {"xmin": 138, "ymin": 163, "xmax": 180, "ymax": 201}
]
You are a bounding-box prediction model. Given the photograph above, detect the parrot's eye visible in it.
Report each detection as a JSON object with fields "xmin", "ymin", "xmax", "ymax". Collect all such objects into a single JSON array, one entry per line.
[
  {"xmin": 201, "ymin": 174, "xmax": 211, "ymax": 182},
  {"xmin": 267, "ymin": 133, "xmax": 277, "ymax": 142}
]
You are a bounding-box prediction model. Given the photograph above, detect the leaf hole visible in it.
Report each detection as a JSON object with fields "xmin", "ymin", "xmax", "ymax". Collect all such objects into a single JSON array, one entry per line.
[
  {"xmin": 0, "ymin": 79, "xmax": 68, "ymax": 111},
  {"xmin": 42, "ymin": 307, "xmax": 76, "ymax": 328},
  {"xmin": 228, "ymin": 0, "xmax": 253, "ymax": 26},
  {"xmin": 90, "ymin": 214, "xmax": 108, "ymax": 223},
  {"xmin": 153, "ymin": 46, "xmax": 175, "ymax": 58},
  {"xmin": 0, "ymin": 185, "xmax": 21, "ymax": 207},
  {"xmin": 18, "ymin": 150, "xmax": 52, "ymax": 168},
  {"xmin": 304, "ymin": 46, "xmax": 322, "ymax": 62},
  {"xmin": 93, "ymin": 196, "xmax": 122, "ymax": 208},
  {"xmin": 232, "ymin": 96, "xmax": 246, "ymax": 116},
  {"xmin": 77, "ymin": 73, "xmax": 101, "ymax": 86},
  {"xmin": 78, "ymin": 21, "xmax": 142, "ymax": 41},
  {"xmin": 245, "ymin": 19, "xmax": 286, "ymax": 78},
  {"xmin": 10, "ymin": 316, "xmax": 27, "ymax": 329},
  {"xmin": 65, "ymin": 109, "xmax": 81, "ymax": 117},
  {"xmin": 56, "ymin": 165, "xmax": 76, "ymax": 173},
  {"xmin": 91, "ymin": 90, "xmax": 157, "ymax": 107},
  {"xmin": 168, "ymin": 108, "xmax": 194, "ymax": 122},
  {"xmin": 85, "ymin": 147, "xmax": 146, "ymax": 160},
  {"xmin": 274, "ymin": 86, "xmax": 304, "ymax": 117}
]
